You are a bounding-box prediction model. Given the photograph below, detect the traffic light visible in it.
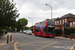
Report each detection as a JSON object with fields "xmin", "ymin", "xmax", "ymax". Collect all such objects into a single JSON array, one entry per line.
[{"xmin": 64, "ymin": 22, "xmax": 68, "ymax": 28}]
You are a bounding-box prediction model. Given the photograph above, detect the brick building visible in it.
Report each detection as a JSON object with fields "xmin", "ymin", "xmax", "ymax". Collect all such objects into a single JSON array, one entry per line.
[
  {"xmin": 69, "ymin": 19, "xmax": 75, "ymax": 28},
  {"xmin": 54, "ymin": 13, "xmax": 75, "ymax": 36}
]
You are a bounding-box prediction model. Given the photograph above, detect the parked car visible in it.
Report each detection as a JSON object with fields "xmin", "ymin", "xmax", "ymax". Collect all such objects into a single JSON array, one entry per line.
[
  {"xmin": 20, "ymin": 31, "xmax": 22, "ymax": 33},
  {"xmin": 23, "ymin": 30, "xmax": 26, "ymax": 34},
  {"xmin": 26, "ymin": 30, "xmax": 32, "ymax": 35}
]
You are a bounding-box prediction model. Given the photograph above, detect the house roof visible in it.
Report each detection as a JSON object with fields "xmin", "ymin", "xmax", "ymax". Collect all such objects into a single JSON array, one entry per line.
[
  {"xmin": 55, "ymin": 13, "xmax": 75, "ymax": 20},
  {"xmin": 55, "ymin": 18, "xmax": 60, "ymax": 20},
  {"xmin": 61, "ymin": 13, "xmax": 75, "ymax": 19}
]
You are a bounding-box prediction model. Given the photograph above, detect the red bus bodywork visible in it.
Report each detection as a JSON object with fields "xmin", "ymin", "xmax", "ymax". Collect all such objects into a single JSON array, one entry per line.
[{"xmin": 34, "ymin": 20, "xmax": 55, "ymax": 37}]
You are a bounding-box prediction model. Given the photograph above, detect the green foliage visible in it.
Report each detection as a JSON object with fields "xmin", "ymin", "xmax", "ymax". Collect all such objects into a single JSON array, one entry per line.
[
  {"xmin": 54, "ymin": 28, "xmax": 62, "ymax": 35},
  {"xmin": 0, "ymin": 0, "xmax": 19, "ymax": 32},
  {"xmin": 24, "ymin": 26, "xmax": 30, "ymax": 30},
  {"xmin": 18, "ymin": 18, "xmax": 28, "ymax": 31},
  {"xmin": 18, "ymin": 18, "xmax": 28, "ymax": 26},
  {"xmin": 11, "ymin": 21, "xmax": 17, "ymax": 31},
  {"xmin": 16, "ymin": 21, "xmax": 21, "ymax": 31},
  {"xmin": 45, "ymin": 18, "xmax": 51, "ymax": 20},
  {"xmin": 64, "ymin": 28, "xmax": 75, "ymax": 35}
]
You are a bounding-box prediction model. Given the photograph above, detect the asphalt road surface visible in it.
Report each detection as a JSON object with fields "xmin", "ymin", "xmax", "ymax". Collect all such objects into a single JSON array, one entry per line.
[
  {"xmin": 10, "ymin": 32, "xmax": 75, "ymax": 50},
  {"xmin": 1, "ymin": 32, "xmax": 74, "ymax": 50}
]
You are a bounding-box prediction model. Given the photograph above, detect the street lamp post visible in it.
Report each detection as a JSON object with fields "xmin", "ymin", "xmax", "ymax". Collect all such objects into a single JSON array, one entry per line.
[
  {"xmin": 28, "ymin": 17, "xmax": 33, "ymax": 26},
  {"xmin": 28, "ymin": 17, "xmax": 33, "ymax": 31},
  {"xmin": 45, "ymin": 4, "xmax": 52, "ymax": 20}
]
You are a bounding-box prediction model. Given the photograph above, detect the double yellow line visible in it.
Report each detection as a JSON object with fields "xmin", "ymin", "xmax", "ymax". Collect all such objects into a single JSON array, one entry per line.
[{"xmin": 14, "ymin": 43, "xmax": 18, "ymax": 50}]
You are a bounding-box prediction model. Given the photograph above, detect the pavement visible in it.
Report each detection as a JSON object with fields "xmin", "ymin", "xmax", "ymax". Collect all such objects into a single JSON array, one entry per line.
[
  {"xmin": 0, "ymin": 32, "xmax": 14, "ymax": 46},
  {"xmin": 55, "ymin": 36, "xmax": 75, "ymax": 41},
  {"xmin": 32, "ymin": 33, "xmax": 75, "ymax": 41}
]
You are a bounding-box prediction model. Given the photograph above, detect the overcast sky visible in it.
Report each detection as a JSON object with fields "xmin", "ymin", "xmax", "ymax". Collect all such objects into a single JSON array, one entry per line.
[{"xmin": 12, "ymin": 0, "xmax": 75, "ymax": 27}]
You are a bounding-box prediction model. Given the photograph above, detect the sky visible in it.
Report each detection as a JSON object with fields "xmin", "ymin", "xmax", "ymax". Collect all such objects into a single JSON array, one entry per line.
[{"xmin": 11, "ymin": 0, "xmax": 75, "ymax": 27}]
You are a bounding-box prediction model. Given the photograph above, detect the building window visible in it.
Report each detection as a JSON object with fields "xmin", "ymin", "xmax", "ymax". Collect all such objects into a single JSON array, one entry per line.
[
  {"xmin": 55, "ymin": 21, "xmax": 57, "ymax": 25},
  {"xmin": 57, "ymin": 21, "xmax": 59, "ymax": 25},
  {"xmin": 73, "ymin": 22, "xmax": 75, "ymax": 26},
  {"xmin": 63, "ymin": 19, "xmax": 64, "ymax": 24},
  {"xmin": 60, "ymin": 20, "xmax": 61, "ymax": 25},
  {"xmin": 70, "ymin": 22, "xmax": 72, "ymax": 27},
  {"xmin": 65, "ymin": 19, "xmax": 67, "ymax": 22}
]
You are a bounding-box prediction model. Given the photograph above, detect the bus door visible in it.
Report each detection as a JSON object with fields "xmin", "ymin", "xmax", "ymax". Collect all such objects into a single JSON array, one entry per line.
[
  {"xmin": 47, "ymin": 26, "xmax": 55, "ymax": 34},
  {"xmin": 34, "ymin": 28, "xmax": 41, "ymax": 36},
  {"xmin": 46, "ymin": 25, "xmax": 55, "ymax": 37}
]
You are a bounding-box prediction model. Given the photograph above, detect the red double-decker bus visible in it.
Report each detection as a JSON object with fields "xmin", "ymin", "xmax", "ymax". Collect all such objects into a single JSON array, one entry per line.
[{"xmin": 34, "ymin": 20, "xmax": 55, "ymax": 37}]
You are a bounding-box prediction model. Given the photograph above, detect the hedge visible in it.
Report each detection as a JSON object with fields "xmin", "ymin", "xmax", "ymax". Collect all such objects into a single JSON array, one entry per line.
[
  {"xmin": 64, "ymin": 28, "xmax": 75, "ymax": 35},
  {"xmin": 54, "ymin": 29, "xmax": 62, "ymax": 35}
]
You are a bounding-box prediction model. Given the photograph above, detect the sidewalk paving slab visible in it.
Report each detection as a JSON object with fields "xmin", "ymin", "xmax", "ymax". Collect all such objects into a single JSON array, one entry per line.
[
  {"xmin": 55, "ymin": 36, "xmax": 75, "ymax": 41},
  {"xmin": 0, "ymin": 32, "xmax": 14, "ymax": 46}
]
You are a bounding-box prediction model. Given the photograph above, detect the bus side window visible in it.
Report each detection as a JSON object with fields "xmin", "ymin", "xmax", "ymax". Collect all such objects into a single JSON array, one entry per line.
[
  {"xmin": 44, "ymin": 29, "xmax": 46, "ymax": 32},
  {"xmin": 35, "ymin": 29, "xmax": 38, "ymax": 32},
  {"xmin": 35, "ymin": 29, "xmax": 41, "ymax": 32}
]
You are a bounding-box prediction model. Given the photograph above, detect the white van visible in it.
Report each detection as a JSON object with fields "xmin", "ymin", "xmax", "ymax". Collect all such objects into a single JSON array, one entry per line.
[{"xmin": 26, "ymin": 30, "xmax": 32, "ymax": 35}]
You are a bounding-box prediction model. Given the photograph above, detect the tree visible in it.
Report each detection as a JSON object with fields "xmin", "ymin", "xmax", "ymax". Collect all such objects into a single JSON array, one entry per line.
[
  {"xmin": 0, "ymin": 0, "xmax": 20, "ymax": 31},
  {"xmin": 16, "ymin": 21, "xmax": 21, "ymax": 31},
  {"xmin": 45, "ymin": 18, "xmax": 51, "ymax": 20},
  {"xmin": 24, "ymin": 26, "xmax": 30, "ymax": 30},
  {"xmin": 11, "ymin": 20, "xmax": 17, "ymax": 31},
  {"xmin": 18, "ymin": 18, "xmax": 28, "ymax": 31}
]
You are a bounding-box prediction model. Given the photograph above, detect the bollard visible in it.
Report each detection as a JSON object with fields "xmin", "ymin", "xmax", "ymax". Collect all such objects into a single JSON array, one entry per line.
[
  {"xmin": 7, "ymin": 35, "xmax": 9, "ymax": 43},
  {"xmin": 10, "ymin": 35, "xmax": 12, "ymax": 42}
]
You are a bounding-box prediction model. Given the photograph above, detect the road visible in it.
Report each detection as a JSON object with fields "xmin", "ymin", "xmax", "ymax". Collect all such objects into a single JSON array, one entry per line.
[
  {"xmin": 12, "ymin": 32, "xmax": 75, "ymax": 50},
  {"xmin": 0, "ymin": 32, "xmax": 75, "ymax": 50}
]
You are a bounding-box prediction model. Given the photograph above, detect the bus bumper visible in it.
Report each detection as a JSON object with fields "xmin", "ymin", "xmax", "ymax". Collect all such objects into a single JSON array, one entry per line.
[{"xmin": 47, "ymin": 34, "xmax": 55, "ymax": 37}]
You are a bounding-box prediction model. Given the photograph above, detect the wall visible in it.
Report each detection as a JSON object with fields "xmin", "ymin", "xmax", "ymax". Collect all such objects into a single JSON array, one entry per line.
[{"xmin": 55, "ymin": 18, "xmax": 74, "ymax": 29}]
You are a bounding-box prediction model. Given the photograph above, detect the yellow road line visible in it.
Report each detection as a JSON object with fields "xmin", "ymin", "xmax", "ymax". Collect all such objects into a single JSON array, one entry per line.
[
  {"xmin": 17, "ymin": 42, "xmax": 35, "ymax": 47},
  {"xmin": 37, "ymin": 41, "xmax": 57, "ymax": 50},
  {"xmin": 17, "ymin": 41, "xmax": 52, "ymax": 47},
  {"xmin": 16, "ymin": 41, "xmax": 52, "ymax": 47},
  {"xmin": 14, "ymin": 43, "xmax": 21, "ymax": 50},
  {"xmin": 70, "ymin": 43, "xmax": 75, "ymax": 50},
  {"xmin": 14, "ymin": 43, "xmax": 18, "ymax": 50},
  {"xmin": 16, "ymin": 41, "xmax": 52, "ymax": 44}
]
